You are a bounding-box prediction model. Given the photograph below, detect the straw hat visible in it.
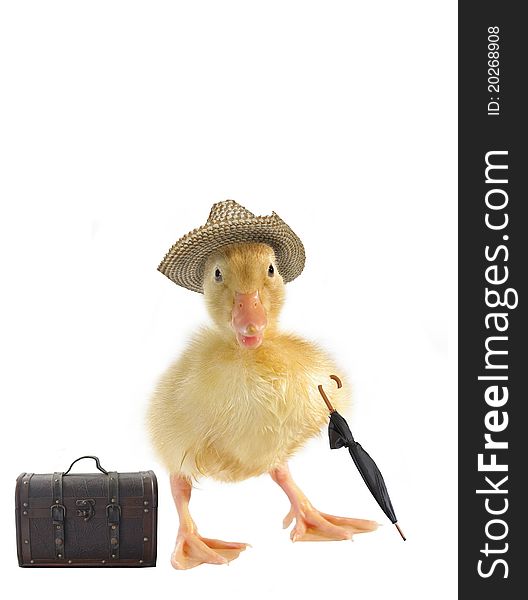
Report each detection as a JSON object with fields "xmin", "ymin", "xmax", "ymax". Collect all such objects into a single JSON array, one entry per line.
[{"xmin": 158, "ymin": 200, "xmax": 306, "ymax": 293}]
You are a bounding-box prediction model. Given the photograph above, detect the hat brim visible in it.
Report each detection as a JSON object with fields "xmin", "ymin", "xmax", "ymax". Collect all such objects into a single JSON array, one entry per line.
[{"xmin": 158, "ymin": 212, "xmax": 306, "ymax": 293}]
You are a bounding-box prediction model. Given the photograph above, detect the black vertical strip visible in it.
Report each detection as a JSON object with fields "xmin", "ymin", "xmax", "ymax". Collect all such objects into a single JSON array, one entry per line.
[
  {"xmin": 52, "ymin": 472, "xmax": 65, "ymax": 559},
  {"xmin": 107, "ymin": 472, "xmax": 120, "ymax": 559},
  {"xmin": 459, "ymin": 2, "xmax": 525, "ymax": 597},
  {"xmin": 18, "ymin": 473, "xmax": 33, "ymax": 565}
]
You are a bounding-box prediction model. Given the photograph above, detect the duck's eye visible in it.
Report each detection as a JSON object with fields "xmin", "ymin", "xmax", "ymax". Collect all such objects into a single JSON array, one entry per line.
[
  {"xmin": 214, "ymin": 268, "xmax": 223, "ymax": 282},
  {"xmin": 268, "ymin": 264, "xmax": 275, "ymax": 277}
]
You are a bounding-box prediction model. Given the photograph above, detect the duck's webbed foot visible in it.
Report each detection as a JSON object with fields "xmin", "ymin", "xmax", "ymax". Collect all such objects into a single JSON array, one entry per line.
[
  {"xmin": 172, "ymin": 530, "xmax": 248, "ymax": 570},
  {"xmin": 170, "ymin": 473, "xmax": 249, "ymax": 570},
  {"xmin": 271, "ymin": 464, "xmax": 378, "ymax": 542},
  {"xmin": 282, "ymin": 503, "xmax": 378, "ymax": 542}
]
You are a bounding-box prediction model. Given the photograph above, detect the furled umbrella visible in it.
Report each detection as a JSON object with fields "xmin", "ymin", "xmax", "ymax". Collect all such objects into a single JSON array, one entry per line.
[{"xmin": 318, "ymin": 374, "xmax": 406, "ymax": 541}]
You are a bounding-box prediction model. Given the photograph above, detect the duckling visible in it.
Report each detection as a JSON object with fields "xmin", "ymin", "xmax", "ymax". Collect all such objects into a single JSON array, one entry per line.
[{"xmin": 148, "ymin": 201, "xmax": 377, "ymax": 569}]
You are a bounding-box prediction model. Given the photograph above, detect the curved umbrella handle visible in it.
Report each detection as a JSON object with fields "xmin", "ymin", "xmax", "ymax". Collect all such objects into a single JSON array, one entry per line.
[{"xmin": 318, "ymin": 374, "xmax": 342, "ymax": 413}]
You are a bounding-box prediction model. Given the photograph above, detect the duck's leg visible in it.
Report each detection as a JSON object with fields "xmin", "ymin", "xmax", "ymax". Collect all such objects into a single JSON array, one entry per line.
[
  {"xmin": 170, "ymin": 473, "xmax": 249, "ymax": 569},
  {"xmin": 270, "ymin": 464, "xmax": 378, "ymax": 542}
]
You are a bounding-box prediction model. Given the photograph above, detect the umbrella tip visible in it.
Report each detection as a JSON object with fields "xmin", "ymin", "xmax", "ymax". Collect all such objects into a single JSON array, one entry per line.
[{"xmin": 394, "ymin": 522, "xmax": 406, "ymax": 541}]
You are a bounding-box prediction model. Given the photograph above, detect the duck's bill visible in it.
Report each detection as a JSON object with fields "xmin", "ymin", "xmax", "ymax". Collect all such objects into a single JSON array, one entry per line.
[
  {"xmin": 235, "ymin": 331, "xmax": 263, "ymax": 349},
  {"xmin": 232, "ymin": 290, "xmax": 267, "ymax": 349}
]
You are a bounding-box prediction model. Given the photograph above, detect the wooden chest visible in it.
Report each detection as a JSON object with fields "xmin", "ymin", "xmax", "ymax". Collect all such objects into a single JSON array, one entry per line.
[{"xmin": 15, "ymin": 456, "xmax": 157, "ymax": 567}]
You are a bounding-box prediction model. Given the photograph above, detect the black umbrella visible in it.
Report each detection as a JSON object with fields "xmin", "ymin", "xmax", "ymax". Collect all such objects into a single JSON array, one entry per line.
[{"xmin": 318, "ymin": 374, "xmax": 406, "ymax": 541}]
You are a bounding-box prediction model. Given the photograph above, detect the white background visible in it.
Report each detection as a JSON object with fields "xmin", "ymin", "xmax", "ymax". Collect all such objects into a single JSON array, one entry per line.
[{"xmin": 0, "ymin": 1, "xmax": 457, "ymax": 599}]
